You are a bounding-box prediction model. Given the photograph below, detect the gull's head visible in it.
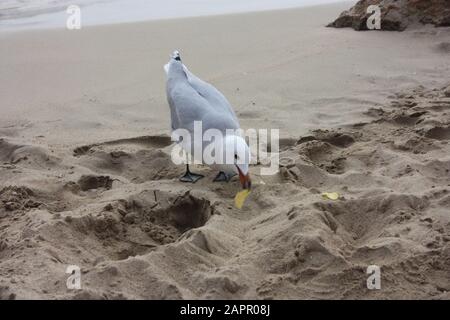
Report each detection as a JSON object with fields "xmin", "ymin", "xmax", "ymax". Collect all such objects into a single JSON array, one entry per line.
[
  {"xmin": 164, "ymin": 50, "xmax": 182, "ymax": 75},
  {"xmin": 171, "ymin": 50, "xmax": 181, "ymax": 61},
  {"xmin": 224, "ymin": 135, "xmax": 252, "ymax": 190}
]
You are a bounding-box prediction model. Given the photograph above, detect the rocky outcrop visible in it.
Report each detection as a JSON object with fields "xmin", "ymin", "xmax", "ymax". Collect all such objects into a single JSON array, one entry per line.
[{"xmin": 328, "ymin": 0, "xmax": 450, "ymax": 31}]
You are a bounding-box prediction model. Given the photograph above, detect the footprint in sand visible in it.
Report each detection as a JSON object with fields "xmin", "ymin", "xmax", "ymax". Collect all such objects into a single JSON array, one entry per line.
[{"xmin": 72, "ymin": 135, "xmax": 181, "ymax": 183}]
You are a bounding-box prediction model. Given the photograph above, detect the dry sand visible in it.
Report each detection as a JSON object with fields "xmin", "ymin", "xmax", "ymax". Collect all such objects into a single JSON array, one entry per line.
[{"xmin": 0, "ymin": 2, "xmax": 449, "ymax": 299}]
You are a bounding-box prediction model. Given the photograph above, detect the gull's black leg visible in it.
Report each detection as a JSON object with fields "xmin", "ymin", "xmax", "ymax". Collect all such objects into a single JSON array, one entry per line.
[
  {"xmin": 213, "ymin": 171, "xmax": 237, "ymax": 183},
  {"xmin": 180, "ymin": 164, "xmax": 204, "ymax": 183}
]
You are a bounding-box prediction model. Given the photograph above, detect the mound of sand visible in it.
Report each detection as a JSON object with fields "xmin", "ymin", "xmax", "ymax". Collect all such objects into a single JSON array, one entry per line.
[
  {"xmin": 328, "ymin": 0, "xmax": 450, "ymax": 31},
  {"xmin": 1, "ymin": 84, "xmax": 449, "ymax": 300}
]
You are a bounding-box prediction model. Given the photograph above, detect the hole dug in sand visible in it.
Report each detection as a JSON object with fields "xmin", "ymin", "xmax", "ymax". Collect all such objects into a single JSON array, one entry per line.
[
  {"xmin": 77, "ymin": 175, "xmax": 113, "ymax": 191},
  {"xmin": 0, "ymin": 186, "xmax": 41, "ymax": 212},
  {"xmin": 163, "ymin": 191, "xmax": 212, "ymax": 232},
  {"xmin": 62, "ymin": 190, "xmax": 212, "ymax": 261}
]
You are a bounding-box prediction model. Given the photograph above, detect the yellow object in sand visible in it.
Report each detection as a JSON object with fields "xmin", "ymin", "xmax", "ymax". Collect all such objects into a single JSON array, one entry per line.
[
  {"xmin": 321, "ymin": 192, "xmax": 339, "ymax": 200},
  {"xmin": 235, "ymin": 189, "xmax": 251, "ymax": 209}
]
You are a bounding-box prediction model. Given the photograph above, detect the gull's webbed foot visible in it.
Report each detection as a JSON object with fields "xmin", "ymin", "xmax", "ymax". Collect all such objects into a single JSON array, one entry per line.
[
  {"xmin": 179, "ymin": 165, "xmax": 204, "ymax": 183},
  {"xmin": 213, "ymin": 171, "xmax": 236, "ymax": 183}
]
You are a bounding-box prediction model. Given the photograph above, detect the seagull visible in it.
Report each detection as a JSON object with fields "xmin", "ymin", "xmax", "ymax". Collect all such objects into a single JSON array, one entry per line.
[{"xmin": 164, "ymin": 51, "xmax": 251, "ymax": 190}]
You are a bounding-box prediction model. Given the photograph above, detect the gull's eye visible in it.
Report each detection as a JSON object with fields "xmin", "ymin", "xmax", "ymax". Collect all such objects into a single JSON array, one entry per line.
[{"xmin": 234, "ymin": 154, "xmax": 238, "ymax": 160}]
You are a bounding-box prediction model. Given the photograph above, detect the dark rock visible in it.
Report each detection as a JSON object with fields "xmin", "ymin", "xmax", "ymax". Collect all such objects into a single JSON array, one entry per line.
[
  {"xmin": 328, "ymin": 0, "xmax": 450, "ymax": 31},
  {"xmin": 444, "ymin": 85, "xmax": 450, "ymax": 97}
]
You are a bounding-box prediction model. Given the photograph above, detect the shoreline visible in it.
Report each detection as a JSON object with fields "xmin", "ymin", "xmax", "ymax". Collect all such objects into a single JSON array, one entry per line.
[{"xmin": 0, "ymin": 0, "xmax": 352, "ymax": 32}]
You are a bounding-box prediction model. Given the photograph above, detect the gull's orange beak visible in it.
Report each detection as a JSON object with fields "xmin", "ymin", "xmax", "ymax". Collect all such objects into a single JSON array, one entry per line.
[{"xmin": 236, "ymin": 166, "xmax": 252, "ymax": 190}]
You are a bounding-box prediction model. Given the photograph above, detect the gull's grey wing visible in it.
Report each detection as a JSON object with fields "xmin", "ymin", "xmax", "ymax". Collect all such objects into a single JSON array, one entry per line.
[
  {"xmin": 166, "ymin": 59, "xmax": 239, "ymax": 134},
  {"xmin": 165, "ymin": 56, "xmax": 241, "ymax": 161},
  {"xmin": 166, "ymin": 60, "xmax": 213, "ymax": 134},
  {"xmin": 183, "ymin": 66, "xmax": 239, "ymax": 126}
]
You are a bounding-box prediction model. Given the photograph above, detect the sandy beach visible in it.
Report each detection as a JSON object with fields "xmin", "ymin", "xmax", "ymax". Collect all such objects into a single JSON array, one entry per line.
[{"xmin": 0, "ymin": 2, "xmax": 449, "ymax": 299}]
